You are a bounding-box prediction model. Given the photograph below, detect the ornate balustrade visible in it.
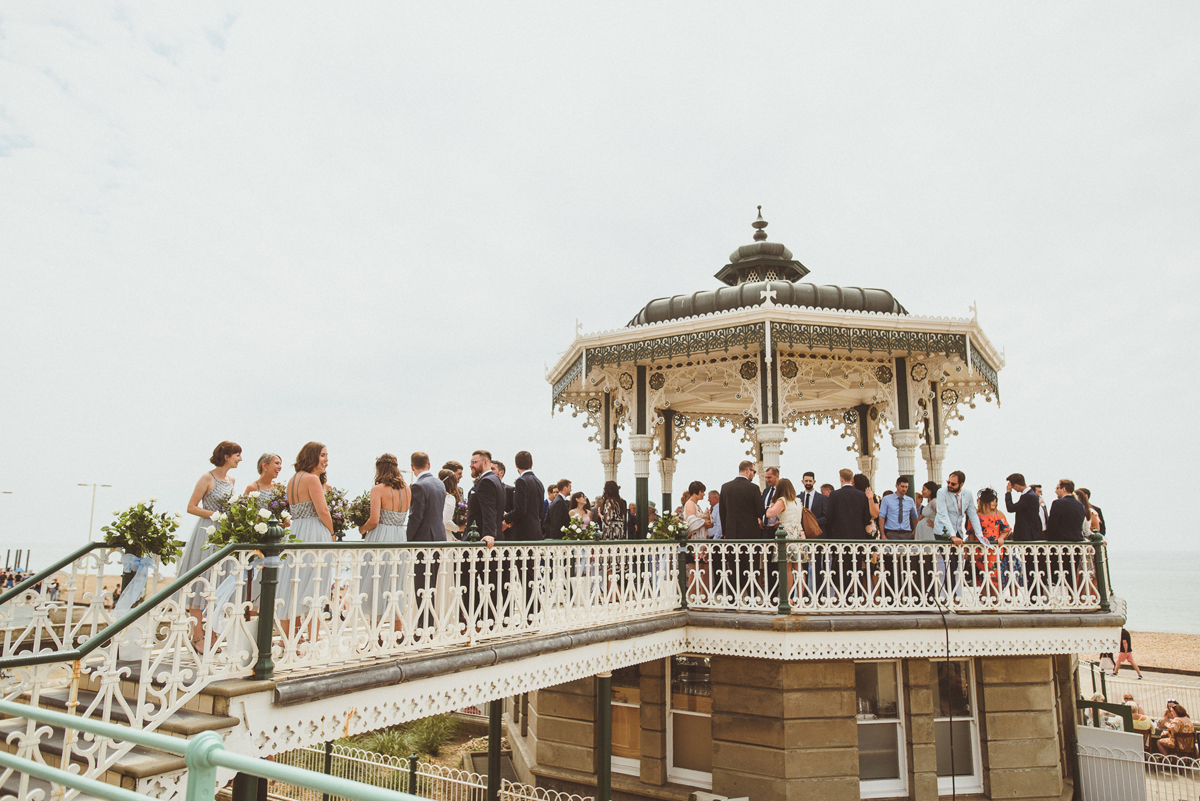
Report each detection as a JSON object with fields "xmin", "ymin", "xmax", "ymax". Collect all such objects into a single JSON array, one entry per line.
[
  {"xmin": 0, "ymin": 537, "xmax": 1109, "ymax": 799},
  {"xmin": 682, "ymin": 539, "xmax": 1107, "ymax": 614}
]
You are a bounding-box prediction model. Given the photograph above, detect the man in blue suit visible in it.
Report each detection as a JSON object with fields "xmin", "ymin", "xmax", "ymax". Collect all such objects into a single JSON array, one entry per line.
[{"xmin": 406, "ymin": 451, "xmax": 447, "ymax": 630}]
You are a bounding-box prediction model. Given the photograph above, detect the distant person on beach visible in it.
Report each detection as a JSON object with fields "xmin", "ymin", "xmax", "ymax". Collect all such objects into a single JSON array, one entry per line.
[{"xmin": 1114, "ymin": 628, "xmax": 1143, "ymax": 679}]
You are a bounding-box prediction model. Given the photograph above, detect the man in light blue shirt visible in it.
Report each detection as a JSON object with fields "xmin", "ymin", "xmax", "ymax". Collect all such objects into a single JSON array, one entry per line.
[
  {"xmin": 878, "ymin": 478, "xmax": 918, "ymax": 540},
  {"xmin": 932, "ymin": 469, "xmax": 980, "ymax": 602},
  {"xmin": 706, "ymin": 490, "xmax": 723, "ymax": 539}
]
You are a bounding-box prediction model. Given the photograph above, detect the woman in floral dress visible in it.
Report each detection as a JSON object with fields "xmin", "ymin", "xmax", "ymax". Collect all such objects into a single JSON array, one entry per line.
[{"xmin": 968, "ymin": 488, "xmax": 1010, "ymax": 594}]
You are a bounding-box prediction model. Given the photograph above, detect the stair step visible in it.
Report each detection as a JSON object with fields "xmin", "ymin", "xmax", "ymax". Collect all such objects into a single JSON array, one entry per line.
[
  {"xmin": 34, "ymin": 688, "xmax": 239, "ymax": 737},
  {"xmin": 0, "ymin": 771, "xmax": 102, "ymax": 801},
  {"xmin": 0, "ymin": 719, "xmax": 186, "ymax": 780}
]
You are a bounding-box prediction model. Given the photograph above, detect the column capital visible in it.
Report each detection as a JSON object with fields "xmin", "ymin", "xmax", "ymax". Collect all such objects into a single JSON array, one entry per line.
[
  {"xmin": 920, "ymin": 443, "xmax": 948, "ymax": 484},
  {"xmin": 598, "ymin": 448, "xmax": 623, "ymax": 466},
  {"xmin": 891, "ymin": 429, "xmax": 920, "ymax": 476},
  {"xmin": 890, "ymin": 429, "xmax": 920, "ymax": 449},
  {"xmin": 628, "ymin": 435, "xmax": 654, "ymax": 477},
  {"xmin": 856, "ymin": 455, "xmax": 879, "ymax": 489},
  {"xmin": 754, "ymin": 423, "xmax": 787, "ymax": 446}
]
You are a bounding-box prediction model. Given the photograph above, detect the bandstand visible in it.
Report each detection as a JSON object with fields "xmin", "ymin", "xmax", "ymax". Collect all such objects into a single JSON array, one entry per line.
[{"xmin": 548, "ymin": 209, "xmax": 1004, "ymax": 531}]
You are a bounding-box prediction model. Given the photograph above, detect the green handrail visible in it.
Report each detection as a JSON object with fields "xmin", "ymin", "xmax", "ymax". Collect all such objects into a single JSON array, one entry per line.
[
  {"xmin": 0, "ymin": 698, "xmax": 425, "ymax": 801},
  {"xmin": 0, "ymin": 542, "xmax": 108, "ymax": 605},
  {"xmin": 0, "ymin": 542, "xmax": 237, "ymax": 668}
]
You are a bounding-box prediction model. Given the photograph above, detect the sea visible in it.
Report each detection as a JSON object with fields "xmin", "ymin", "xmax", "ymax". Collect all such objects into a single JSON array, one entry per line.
[{"xmin": 1107, "ymin": 548, "xmax": 1200, "ymax": 635}]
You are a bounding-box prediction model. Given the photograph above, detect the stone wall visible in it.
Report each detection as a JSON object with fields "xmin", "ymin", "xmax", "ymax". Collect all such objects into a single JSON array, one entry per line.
[
  {"xmin": 904, "ymin": 658, "xmax": 938, "ymax": 801},
  {"xmin": 710, "ymin": 657, "xmax": 859, "ymax": 801},
  {"xmin": 534, "ymin": 677, "xmax": 598, "ymax": 775},
  {"xmin": 979, "ymin": 655, "xmax": 1064, "ymax": 800}
]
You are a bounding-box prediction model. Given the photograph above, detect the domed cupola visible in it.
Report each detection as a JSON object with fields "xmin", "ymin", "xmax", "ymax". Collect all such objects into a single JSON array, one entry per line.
[{"xmin": 712, "ymin": 206, "xmax": 811, "ymax": 286}]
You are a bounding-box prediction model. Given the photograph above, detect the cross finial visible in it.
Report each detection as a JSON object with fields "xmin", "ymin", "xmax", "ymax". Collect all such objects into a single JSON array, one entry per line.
[
  {"xmin": 575, "ymin": 319, "xmax": 583, "ymax": 338},
  {"xmin": 969, "ymin": 300, "xmax": 978, "ymax": 322},
  {"xmin": 752, "ymin": 205, "xmax": 768, "ymax": 242},
  {"xmin": 760, "ymin": 285, "xmax": 777, "ymax": 307}
]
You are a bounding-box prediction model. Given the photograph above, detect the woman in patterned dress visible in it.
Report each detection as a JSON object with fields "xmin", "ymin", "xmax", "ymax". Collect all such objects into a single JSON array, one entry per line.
[
  {"xmin": 177, "ymin": 441, "xmax": 241, "ymax": 645},
  {"xmin": 967, "ymin": 488, "xmax": 1010, "ymax": 595},
  {"xmin": 244, "ymin": 453, "xmax": 283, "ymax": 500},
  {"xmin": 358, "ymin": 454, "xmax": 411, "ymax": 638},
  {"xmin": 278, "ymin": 442, "xmax": 336, "ymax": 637}
]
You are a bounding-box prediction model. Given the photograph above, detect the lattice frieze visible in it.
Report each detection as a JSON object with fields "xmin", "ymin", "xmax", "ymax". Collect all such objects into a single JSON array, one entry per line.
[
  {"xmin": 772, "ymin": 323, "xmax": 968, "ymax": 358},
  {"xmin": 585, "ymin": 324, "xmax": 765, "ymax": 368},
  {"xmin": 550, "ymin": 353, "xmax": 584, "ymax": 408}
]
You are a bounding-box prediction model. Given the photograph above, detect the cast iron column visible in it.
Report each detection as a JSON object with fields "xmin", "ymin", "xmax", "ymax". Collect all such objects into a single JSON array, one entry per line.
[
  {"xmin": 597, "ymin": 671, "xmax": 612, "ymax": 801},
  {"xmin": 487, "ymin": 699, "xmax": 502, "ymax": 801}
]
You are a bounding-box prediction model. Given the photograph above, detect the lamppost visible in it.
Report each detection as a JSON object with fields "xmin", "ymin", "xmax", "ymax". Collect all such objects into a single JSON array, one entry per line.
[{"xmin": 78, "ymin": 484, "xmax": 112, "ymax": 544}]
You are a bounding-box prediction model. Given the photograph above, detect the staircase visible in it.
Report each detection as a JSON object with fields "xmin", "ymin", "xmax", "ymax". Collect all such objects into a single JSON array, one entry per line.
[{"xmin": 0, "ymin": 659, "xmax": 264, "ymax": 797}]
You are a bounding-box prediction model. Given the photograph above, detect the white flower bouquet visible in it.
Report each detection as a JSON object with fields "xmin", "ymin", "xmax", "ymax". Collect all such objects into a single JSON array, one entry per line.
[
  {"xmin": 560, "ymin": 516, "xmax": 599, "ymax": 541},
  {"xmin": 207, "ymin": 494, "xmax": 295, "ymax": 547}
]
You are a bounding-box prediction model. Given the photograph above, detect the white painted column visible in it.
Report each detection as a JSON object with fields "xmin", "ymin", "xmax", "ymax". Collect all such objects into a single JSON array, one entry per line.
[
  {"xmin": 657, "ymin": 457, "xmax": 677, "ymax": 513},
  {"xmin": 920, "ymin": 443, "xmax": 947, "ymax": 485},
  {"xmin": 598, "ymin": 448, "xmax": 622, "ymax": 483},
  {"xmin": 856, "ymin": 455, "xmax": 879, "ymax": 490},
  {"xmin": 755, "ymin": 423, "xmax": 787, "ymax": 471},
  {"xmin": 891, "ymin": 430, "xmax": 920, "ymax": 482}
]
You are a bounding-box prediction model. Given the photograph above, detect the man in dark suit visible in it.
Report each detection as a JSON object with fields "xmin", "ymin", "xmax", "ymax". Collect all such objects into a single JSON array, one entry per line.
[
  {"xmin": 719, "ymin": 460, "xmax": 765, "ymax": 598},
  {"xmin": 405, "ymin": 451, "xmax": 447, "ymax": 630},
  {"xmin": 493, "ymin": 461, "xmax": 516, "ymax": 516},
  {"xmin": 798, "ymin": 471, "xmax": 828, "ymax": 533},
  {"xmin": 503, "ymin": 451, "xmax": 544, "ymax": 622},
  {"xmin": 1045, "ymin": 479, "xmax": 1087, "ymax": 542},
  {"xmin": 543, "ymin": 479, "xmax": 571, "ymax": 539},
  {"xmin": 1004, "ymin": 473, "xmax": 1043, "ymax": 543},
  {"xmin": 761, "ymin": 467, "xmax": 780, "ymax": 536},
  {"xmin": 824, "ymin": 468, "xmax": 875, "ymax": 597},
  {"xmin": 464, "ymin": 450, "xmax": 505, "ymax": 622}
]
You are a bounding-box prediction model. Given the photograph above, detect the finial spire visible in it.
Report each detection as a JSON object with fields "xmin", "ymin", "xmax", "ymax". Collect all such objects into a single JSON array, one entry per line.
[{"xmin": 752, "ymin": 205, "xmax": 768, "ymax": 242}]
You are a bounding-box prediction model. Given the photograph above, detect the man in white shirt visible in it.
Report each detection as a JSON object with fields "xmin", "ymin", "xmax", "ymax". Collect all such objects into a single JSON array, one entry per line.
[{"xmin": 706, "ymin": 490, "xmax": 723, "ymax": 539}]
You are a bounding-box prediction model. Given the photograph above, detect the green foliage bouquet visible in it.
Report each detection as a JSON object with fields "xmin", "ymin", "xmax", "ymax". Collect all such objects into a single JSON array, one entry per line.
[
  {"xmin": 101, "ymin": 499, "xmax": 185, "ymax": 563},
  {"xmin": 650, "ymin": 513, "xmax": 688, "ymax": 541},
  {"xmin": 206, "ymin": 494, "xmax": 294, "ymax": 547},
  {"xmin": 346, "ymin": 491, "xmax": 372, "ymax": 531},
  {"xmin": 560, "ymin": 516, "xmax": 599, "ymax": 541}
]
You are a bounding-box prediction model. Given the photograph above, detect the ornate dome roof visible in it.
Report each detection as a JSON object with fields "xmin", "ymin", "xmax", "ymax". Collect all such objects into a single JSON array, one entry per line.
[{"xmin": 627, "ymin": 208, "xmax": 908, "ymax": 326}]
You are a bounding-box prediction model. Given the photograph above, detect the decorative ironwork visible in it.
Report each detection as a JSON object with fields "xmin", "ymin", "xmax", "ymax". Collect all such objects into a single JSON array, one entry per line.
[
  {"xmin": 874, "ymin": 365, "xmax": 893, "ymax": 384},
  {"xmin": 968, "ymin": 338, "xmax": 1001, "ymax": 399},
  {"xmin": 780, "ymin": 359, "xmax": 798, "ymax": 378},
  {"xmin": 551, "ymin": 353, "xmax": 584, "ymax": 407},
  {"xmin": 618, "ymin": 371, "xmax": 634, "ymax": 390},
  {"xmin": 870, "ymin": 406, "xmax": 879, "ymax": 420},
  {"xmin": 648, "ymin": 371, "xmax": 665, "ymax": 390},
  {"xmin": 585, "ymin": 398, "xmax": 602, "ymax": 414},
  {"xmin": 743, "ymin": 414, "xmax": 757, "ymax": 431},
  {"xmin": 585, "ymin": 323, "xmax": 766, "ymax": 368},
  {"xmin": 910, "ymin": 362, "xmax": 928, "ymax": 381},
  {"xmin": 772, "ymin": 323, "xmax": 968, "ymax": 358},
  {"xmin": 941, "ymin": 388, "xmax": 959, "ymax": 406},
  {"xmin": 739, "ymin": 360, "xmax": 758, "ymax": 380},
  {"xmin": 843, "ymin": 409, "xmax": 858, "ymax": 425}
]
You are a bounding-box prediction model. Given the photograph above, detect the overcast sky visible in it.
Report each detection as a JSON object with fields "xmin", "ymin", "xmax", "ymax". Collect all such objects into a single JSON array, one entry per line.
[{"xmin": 2, "ymin": 3, "xmax": 1197, "ymax": 579}]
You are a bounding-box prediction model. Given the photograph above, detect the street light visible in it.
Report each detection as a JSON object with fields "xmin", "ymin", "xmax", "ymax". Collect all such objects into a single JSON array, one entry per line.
[{"xmin": 78, "ymin": 484, "xmax": 113, "ymax": 544}]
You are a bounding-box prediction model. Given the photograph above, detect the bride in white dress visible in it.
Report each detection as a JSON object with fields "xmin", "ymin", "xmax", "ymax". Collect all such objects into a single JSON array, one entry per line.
[
  {"xmin": 279, "ymin": 442, "xmax": 335, "ymax": 637},
  {"xmin": 358, "ymin": 454, "xmax": 411, "ymax": 640}
]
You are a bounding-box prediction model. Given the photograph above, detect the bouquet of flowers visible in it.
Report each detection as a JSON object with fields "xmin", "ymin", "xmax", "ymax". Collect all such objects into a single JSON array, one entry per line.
[
  {"xmin": 262, "ymin": 484, "xmax": 290, "ymax": 521},
  {"xmin": 560, "ymin": 516, "xmax": 599, "ymax": 541},
  {"xmin": 206, "ymin": 493, "xmax": 294, "ymax": 548},
  {"xmin": 650, "ymin": 513, "xmax": 687, "ymax": 541},
  {"xmin": 101, "ymin": 499, "xmax": 185, "ymax": 562},
  {"xmin": 325, "ymin": 486, "xmax": 351, "ymax": 540},
  {"xmin": 346, "ymin": 491, "xmax": 372, "ymax": 531},
  {"xmin": 452, "ymin": 498, "xmax": 468, "ymax": 527}
]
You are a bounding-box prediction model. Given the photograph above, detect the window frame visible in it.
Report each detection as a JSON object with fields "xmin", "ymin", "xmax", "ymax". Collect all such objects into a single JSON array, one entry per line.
[
  {"xmin": 933, "ymin": 658, "xmax": 984, "ymax": 796},
  {"xmin": 856, "ymin": 659, "xmax": 909, "ymax": 800},
  {"xmin": 666, "ymin": 655, "xmax": 713, "ymax": 790}
]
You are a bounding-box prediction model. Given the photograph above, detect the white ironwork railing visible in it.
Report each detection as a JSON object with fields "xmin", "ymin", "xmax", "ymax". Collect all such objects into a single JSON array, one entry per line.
[
  {"xmin": 1078, "ymin": 662, "xmax": 1200, "ymax": 722},
  {"xmin": 1077, "ymin": 743, "xmax": 1200, "ymax": 801},
  {"xmin": 271, "ymin": 744, "xmax": 589, "ymax": 801},
  {"xmin": 682, "ymin": 539, "xmax": 1105, "ymax": 613}
]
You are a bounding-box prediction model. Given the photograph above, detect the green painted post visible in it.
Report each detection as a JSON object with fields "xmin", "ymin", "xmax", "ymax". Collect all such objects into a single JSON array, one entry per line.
[
  {"xmin": 1099, "ymin": 668, "xmax": 1108, "ymax": 701},
  {"xmin": 230, "ymin": 772, "xmax": 260, "ymax": 801},
  {"xmin": 487, "ymin": 700, "xmax": 502, "ymax": 801},
  {"xmin": 597, "ymin": 672, "xmax": 612, "ymax": 801},
  {"xmin": 408, "ymin": 752, "xmax": 419, "ymax": 795},
  {"xmin": 776, "ymin": 530, "xmax": 791, "ymax": 615},
  {"xmin": 321, "ymin": 740, "xmax": 333, "ymax": 801},
  {"xmin": 636, "ymin": 477, "xmax": 649, "ymax": 540},
  {"xmin": 252, "ymin": 518, "xmax": 285, "ymax": 681},
  {"xmin": 184, "ymin": 730, "xmax": 224, "ymax": 801},
  {"xmin": 676, "ymin": 546, "xmax": 688, "ymax": 609},
  {"xmin": 1090, "ymin": 534, "xmax": 1110, "ymax": 613}
]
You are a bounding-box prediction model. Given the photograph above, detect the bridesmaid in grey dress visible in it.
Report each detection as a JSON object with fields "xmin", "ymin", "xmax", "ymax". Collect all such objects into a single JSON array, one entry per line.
[
  {"xmin": 177, "ymin": 441, "xmax": 241, "ymax": 645},
  {"xmin": 358, "ymin": 454, "xmax": 411, "ymax": 632},
  {"xmin": 278, "ymin": 442, "xmax": 335, "ymax": 636}
]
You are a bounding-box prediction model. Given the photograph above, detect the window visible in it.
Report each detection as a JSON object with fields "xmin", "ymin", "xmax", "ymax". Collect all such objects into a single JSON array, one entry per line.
[
  {"xmin": 933, "ymin": 660, "xmax": 983, "ymax": 795},
  {"xmin": 856, "ymin": 661, "xmax": 907, "ymax": 798},
  {"xmin": 667, "ymin": 655, "xmax": 712, "ymax": 789},
  {"xmin": 611, "ymin": 664, "xmax": 641, "ymax": 776}
]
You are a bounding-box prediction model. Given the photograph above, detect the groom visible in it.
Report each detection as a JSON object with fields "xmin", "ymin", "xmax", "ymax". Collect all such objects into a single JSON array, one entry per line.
[
  {"xmin": 406, "ymin": 451, "xmax": 447, "ymax": 631},
  {"xmin": 465, "ymin": 450, "xmax": 505, "ymax": 620}
]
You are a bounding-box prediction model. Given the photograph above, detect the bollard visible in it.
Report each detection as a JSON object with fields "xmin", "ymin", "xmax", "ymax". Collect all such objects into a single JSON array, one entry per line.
[
  {"xmin": 408, "ymin": 752, "xmax": 418, "ymax": 796},
  {"xmin": 252, "ymin": 517, "xmax": 286, "ymax": 681},
  {"xmin": 776, "ymin": 531, "xmax": 790, "ymax": 615}
]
